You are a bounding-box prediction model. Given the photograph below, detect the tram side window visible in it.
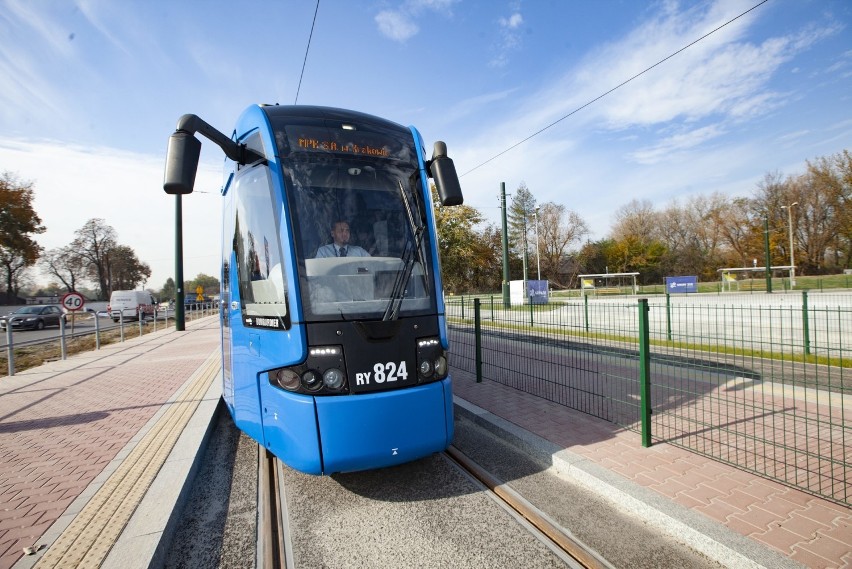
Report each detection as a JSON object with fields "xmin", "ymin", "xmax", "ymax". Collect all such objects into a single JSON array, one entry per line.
[{"xmin": 233, "ymin": 164, "xmax": 290, "ymax": 329}]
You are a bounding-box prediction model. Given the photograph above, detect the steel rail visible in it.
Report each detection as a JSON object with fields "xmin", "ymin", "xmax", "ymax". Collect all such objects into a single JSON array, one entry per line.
[
  {"xmin": 445, "ymin": 445, "xmax": 611, "ymax": 569},
  {"xmin": 260, "ymin": 448, "xmax": 288, "ymax": 569}
]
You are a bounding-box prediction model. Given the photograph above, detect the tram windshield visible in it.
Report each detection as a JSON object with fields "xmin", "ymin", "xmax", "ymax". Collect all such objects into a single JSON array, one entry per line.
[{"xmin": 273, "ymin": 118, "xmax": 436, "ymax": 322}]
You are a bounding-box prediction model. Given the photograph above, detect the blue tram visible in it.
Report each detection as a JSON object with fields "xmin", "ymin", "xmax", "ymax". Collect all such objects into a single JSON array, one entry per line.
[{"xmin": 164, "ymin": 105, "xmax": 464, "ymax": 474}]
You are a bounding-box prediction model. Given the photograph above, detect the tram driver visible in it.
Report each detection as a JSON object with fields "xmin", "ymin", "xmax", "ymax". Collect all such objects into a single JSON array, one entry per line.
[{"xmin": 315, "ymin": 220, "xmax": 371, "ymax": 258}]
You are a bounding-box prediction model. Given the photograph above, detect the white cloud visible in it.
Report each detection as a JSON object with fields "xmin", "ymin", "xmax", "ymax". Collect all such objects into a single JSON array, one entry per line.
[
  {"xmin": 500, "ymin": 13, "xmax": 523, "ymax": 29},
  {"xmin": 629, "ymin": 124, "xmax": 726, "ymax": 164},
  {"xmin": 375, "ymin": 10, "xmax": 419, "ymax": 42},
  {"xmin": 490, "ymin": 10, "xmax": 524, "ymax": 68},
  {"xmin": 374, "ymin": 0, "xmax": 457, "ymax": 42}
]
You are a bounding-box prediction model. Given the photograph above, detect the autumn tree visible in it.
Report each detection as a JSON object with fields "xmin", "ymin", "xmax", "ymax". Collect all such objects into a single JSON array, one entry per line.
[
  {"xmin": 0, "ymin": 172, "xmax": 45, "ymax": 302},
  {"xmin": 608, "ymin": 199, "xmax": 668, "ymax": 282},
  {"xmin": 432, "ymin": 186, "xmax": 499, "ymax": 293},
  {"xmin": 803, "ymin": 151, "xmax": 851, "ymax": 271},
  {"xmin": 657, "ymin": 194, "xmax": 728, "ymax": 280}
]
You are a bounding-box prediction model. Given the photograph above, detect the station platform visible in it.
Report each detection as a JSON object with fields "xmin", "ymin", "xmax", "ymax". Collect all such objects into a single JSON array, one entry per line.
[{"xmin": 0, "ymin": 317, "xmax": 849, "ymax": 569}]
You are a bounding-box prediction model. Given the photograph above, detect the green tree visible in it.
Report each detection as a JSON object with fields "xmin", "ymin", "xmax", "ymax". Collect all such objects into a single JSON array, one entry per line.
[
  {"xmin": 185, "ymin": 273, "xmax": 220, "ymax": 298},
  {"xmin": 0, "ymin": 172, "xmax": 45, "ymax": 302},
  {"xmin": 507, "ymin": 182, "xmax": 537, "ymax": 276},
  {"xmin": 160, "ymin": 277, "xmax": 177, "ymax": 302},
  {"xmin": 109, "ymin": 245, "xmax": 152, "ymax": 290}
]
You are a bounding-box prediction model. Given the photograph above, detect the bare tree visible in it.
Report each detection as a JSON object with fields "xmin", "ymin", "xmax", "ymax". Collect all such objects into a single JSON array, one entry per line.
[
  {"xmin": 72, "ymin": 219, "xmax": 118, "ymax": 299},
  {"xmin": 537, "ymin": 202, "xmax": 589, "ymax": 287},
  {"xmin": 40, "ymin": 246, "xmax": 87, "ymax": 292}
]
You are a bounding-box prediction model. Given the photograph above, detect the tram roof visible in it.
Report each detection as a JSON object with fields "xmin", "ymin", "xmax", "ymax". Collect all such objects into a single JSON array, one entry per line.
[{"xmin": 259, "ymin": 104, "xmax": 406, "ymax": 131}]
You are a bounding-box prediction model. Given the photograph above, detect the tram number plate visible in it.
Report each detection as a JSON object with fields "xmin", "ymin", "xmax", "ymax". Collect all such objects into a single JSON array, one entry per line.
[{"xmin": 354, "ymin": 361, "xmax": 409, "ymax": 389}]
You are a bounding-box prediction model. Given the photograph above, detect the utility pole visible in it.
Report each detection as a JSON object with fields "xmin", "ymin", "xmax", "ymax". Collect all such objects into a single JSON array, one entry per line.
[
  {"xmin": 763, "ymin": 215, "xmax": 773, "ymax": 293},
  {"xmin": 782, "ymin": 202, "xmax": 798, "ymax": 288},
  {"xmin": 175, "ymin": 194, "xmax": 186, "ymax": 330},
  {"xmin": 500, "ymin": 183, "xmax": 510, "ymax": 308}
]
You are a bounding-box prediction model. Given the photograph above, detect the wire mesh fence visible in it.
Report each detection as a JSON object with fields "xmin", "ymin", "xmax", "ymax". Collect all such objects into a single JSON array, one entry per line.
[{"xmin": 446, "ymin": 291, "xmax": 851, "ymax": 506}]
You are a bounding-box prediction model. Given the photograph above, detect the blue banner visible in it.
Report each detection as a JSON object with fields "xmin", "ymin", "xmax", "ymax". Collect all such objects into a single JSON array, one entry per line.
[
  {"xmin": 665, "ymin": 276, "xmax": 698, "ymax": 294},
  {"xmin": 527, "ymin": 280, "xmax": 549, "ymax": 304}
]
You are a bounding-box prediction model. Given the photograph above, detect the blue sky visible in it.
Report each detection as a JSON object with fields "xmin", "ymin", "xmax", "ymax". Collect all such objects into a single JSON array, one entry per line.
[{"xmin": 1, "ymin": 0, "xmax": 850, "ymax": 291}]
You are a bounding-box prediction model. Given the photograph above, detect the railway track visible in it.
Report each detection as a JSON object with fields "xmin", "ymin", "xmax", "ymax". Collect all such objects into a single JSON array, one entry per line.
[
  {"xmin": 443, "ymin": 445, "xmax": 611, "ymax": 569},
  {"xmin": 258, "ymin": 445, "xmax": 610, "ymax": 568},
  {"xmin": 260, "ymin": 448, "xmax": 290, "ymax": 568}
]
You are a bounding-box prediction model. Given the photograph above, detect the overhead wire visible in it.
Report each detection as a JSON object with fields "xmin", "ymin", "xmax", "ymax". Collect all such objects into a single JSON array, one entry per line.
[
  {"xmin": 294, "ymin": 0, "xmax": 321, "ymax": 105},
  {"xmin": 460, "ymin": 0, "xmax": 772, "ymax": 178}
]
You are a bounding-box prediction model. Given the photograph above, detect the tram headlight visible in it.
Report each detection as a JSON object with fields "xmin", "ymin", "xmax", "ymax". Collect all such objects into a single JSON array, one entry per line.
[
  {"xmin": 434, "ymin": 354, "xmax": 448, "ymax": 378},
  {"xmin": 301, "ymin": 370, "xmax": 323, "ymax": 392},
  {"xmin": 275, "ymin": 369, "xmax": 301, "ymax": 391},
  {"xmin": 417, "ymin": 337, "xmax": 448, "ymax": 382},
  {"xmin": 323, "ymin": 368, "xmax": 345, "ymax": 390}
]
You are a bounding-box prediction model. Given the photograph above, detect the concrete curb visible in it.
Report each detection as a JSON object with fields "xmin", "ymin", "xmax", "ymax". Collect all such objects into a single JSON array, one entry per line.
[{"xmin": 453, "ymin": 396, "xmax": 804, "ymax": 569}]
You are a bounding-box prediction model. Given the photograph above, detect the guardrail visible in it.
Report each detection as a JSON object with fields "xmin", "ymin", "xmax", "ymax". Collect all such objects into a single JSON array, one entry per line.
[
  {"xmin": 2, "ymin": 302, "xmax": 220, "ymax": 377},
  {"xmin": 446, "ymin": 292, "xmax": 851, "ymax": 506}
]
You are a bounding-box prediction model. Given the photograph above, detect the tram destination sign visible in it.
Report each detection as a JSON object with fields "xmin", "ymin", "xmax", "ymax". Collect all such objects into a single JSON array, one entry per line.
[{"xmin": 283, "ymin": 125, "xmax": 411, "ymax": 162}]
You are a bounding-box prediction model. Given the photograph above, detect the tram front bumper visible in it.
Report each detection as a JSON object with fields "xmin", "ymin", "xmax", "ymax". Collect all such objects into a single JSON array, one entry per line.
[{"xmin": 262, "ymin": 378, "xmax": 454, "ymax": 475}]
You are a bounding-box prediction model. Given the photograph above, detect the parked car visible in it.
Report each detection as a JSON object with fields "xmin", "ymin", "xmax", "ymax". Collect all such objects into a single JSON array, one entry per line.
[{"xmin": 0, "ymin": 305, "xmax": 66, "ymax": 331}]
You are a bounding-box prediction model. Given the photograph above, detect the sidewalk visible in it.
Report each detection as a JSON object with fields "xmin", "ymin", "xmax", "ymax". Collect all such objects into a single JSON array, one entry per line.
[
  {"xmin": 0, "ymin": 318, "xmax": 220, "ymax": 569},
  {"xmin": 451, "ymin": 369, "xmax": 852, "ymax": 568}
]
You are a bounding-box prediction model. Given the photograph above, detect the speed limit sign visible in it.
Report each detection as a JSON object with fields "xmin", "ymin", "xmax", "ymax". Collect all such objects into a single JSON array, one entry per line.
[{"xmin": 61, "ymin": 292, "xmax": 86, "ymax": 312}]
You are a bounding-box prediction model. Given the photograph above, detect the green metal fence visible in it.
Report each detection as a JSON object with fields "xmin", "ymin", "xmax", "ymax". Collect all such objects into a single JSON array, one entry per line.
[{"xmin": 446, "ymin": 292, "xmax": 851, "ymax": 506}]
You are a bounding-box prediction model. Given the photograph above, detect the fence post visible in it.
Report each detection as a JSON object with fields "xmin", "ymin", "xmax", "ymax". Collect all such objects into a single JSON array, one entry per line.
[
  {"xmin": 529, "ymin": 301, "xmax": 534, "ymax": 327},
  {"xmin": 461, "ymin": 295, "xmax": 465, "ymax": 320},
  {"xmin": 638, "ymin": 298, "xmax": 652, "ymax": 448},
  {"xmin": 60, "ymin": 316, "xmax": 67, "ymax": 360},
  {"xmin": 5, "ymin": 325, "xmax": 13, "ymax": 377},
  {"xmin": 584, "ymin": 294, "xmax": 589, "ymax": 332},
  {"xmin": 94, "ymin": 313, "xmax": 100, "ymax": 350},
  {"xmin": 119, "ymin": 312, "xmax": 125, "ymax": 342},
  {"xmin": 474, "ymin": 298, "xmax": 482, "ymax": 383},
  {"xmin": 490, "ymin": 295, "xmax": 494, "ymax": 321},
  {"xmin": 802, "ymin": 290, "xmax": 811, "ymax": 356},
  {"xmin": 665, "ymin": 292, "xmax": 672, "ymax": 341}
]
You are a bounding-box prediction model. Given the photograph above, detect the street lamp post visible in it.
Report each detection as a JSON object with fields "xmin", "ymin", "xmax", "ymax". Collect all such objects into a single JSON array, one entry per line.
[
  {"xmin": 522, "ymin": 211, "xmax": 528, "ymax": 286},
  {"xmin": 782, "ymin": 202, "xmax": 798, "ymax": 288},
  {"xmin": 534, "ymin": 206, "xmax": 541, "ymax": 281}
]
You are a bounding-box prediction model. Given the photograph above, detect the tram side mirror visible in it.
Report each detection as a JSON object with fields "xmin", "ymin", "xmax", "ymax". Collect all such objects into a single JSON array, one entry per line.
[
  {"xmin": 430, "ymin": 141, "xmax": 464, "ymax": 206},
  {"xmin": 163, "ymin": 130, "xmax": 202, "ymax": 194}
]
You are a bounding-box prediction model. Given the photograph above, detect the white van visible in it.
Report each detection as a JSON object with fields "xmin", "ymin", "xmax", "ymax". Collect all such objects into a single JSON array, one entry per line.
[{"xmin": 108, "ymin": 290, "xmax": 156, "ymax": 322}]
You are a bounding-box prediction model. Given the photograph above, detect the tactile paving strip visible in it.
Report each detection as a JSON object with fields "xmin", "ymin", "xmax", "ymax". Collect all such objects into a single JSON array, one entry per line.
[{"xmin": 33, "ymin": 350, "xmax": 221, "ymax": 568}]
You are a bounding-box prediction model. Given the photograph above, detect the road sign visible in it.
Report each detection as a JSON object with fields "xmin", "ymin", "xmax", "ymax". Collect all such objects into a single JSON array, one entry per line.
[{"xmin": 61, "ymin": 292, "xmax": 86, "ymax": 312}]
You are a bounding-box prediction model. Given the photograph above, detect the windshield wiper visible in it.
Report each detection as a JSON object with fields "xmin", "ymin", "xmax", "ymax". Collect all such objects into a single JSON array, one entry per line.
[{"xmin": 382, "ymin": 180, "xmax": 425, "ymax": 321}]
